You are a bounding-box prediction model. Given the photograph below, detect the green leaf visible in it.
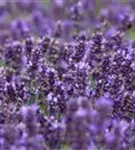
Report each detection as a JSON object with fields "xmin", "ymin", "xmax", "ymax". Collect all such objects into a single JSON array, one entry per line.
[
  {"xmin": 89, "ymin": 75, "xmax": 96, "ymax": 90},
  {"xmin": 128, "ymin": 28, "xmax": 135, "ymax": 39},
  {"xmin": 60, "ymin": 144, "xmax": 70, "ymax": 150},
  {"xmin": 0, "ymin": 61, "xmax": 5, "ymax": 67},
  {"xmin": 128, "ymin": 31, "xmax": 135, "ymax": 39},
  {"xmin": 27, "ymin": 96, "xmax": 35, "ymax": 106}
]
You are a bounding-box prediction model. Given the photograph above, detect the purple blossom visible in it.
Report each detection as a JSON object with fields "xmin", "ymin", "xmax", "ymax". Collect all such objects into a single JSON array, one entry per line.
[{"xmin": 0, "ymin": 0, "xmax": 135, "ymax": 149}]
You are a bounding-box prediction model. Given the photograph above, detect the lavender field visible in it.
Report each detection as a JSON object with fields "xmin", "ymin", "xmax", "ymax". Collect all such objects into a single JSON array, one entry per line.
[{"xmin": 0, "ymin": 0, "xmax": 135, "ymax": 150}]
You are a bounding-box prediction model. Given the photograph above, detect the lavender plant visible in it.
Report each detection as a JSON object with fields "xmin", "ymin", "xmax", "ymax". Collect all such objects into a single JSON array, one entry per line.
[{"xmin": 0, "ymin": 0, "xmax": 135, "ymax": 150}]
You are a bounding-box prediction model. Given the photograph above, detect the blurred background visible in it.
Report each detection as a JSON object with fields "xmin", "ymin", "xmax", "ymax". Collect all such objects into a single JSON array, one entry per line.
[{"xmin": 0, "ymin": 0, "xmax": 135, "ymax": 44}]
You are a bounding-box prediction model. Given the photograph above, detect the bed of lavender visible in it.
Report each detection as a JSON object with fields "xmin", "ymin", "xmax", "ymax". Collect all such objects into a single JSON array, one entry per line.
[{"xmin": 0, "ymin": 0, "xmax": 135, "ymax": 150}]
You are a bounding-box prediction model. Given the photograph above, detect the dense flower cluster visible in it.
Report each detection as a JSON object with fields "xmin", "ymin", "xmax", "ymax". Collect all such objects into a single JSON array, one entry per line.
[{"xmin": 0, "ymin": 0, "xmax": 135, "ymax": 150}]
